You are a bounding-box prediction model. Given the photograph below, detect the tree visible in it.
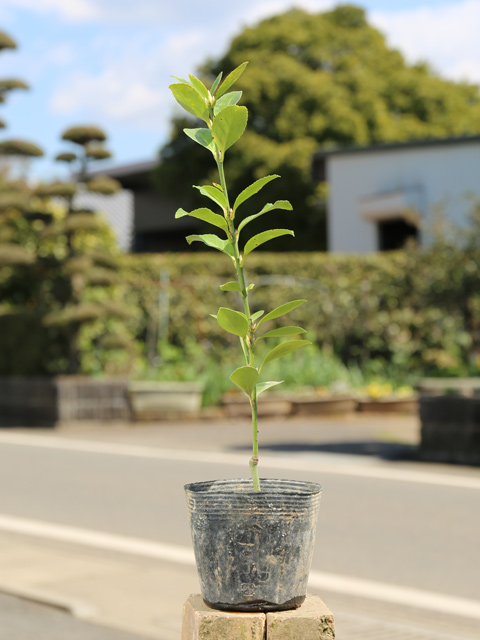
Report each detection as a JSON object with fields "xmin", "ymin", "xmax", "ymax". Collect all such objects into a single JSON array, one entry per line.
[
  {"xmin": 156, "ymin": 4, "xmax": 480, "ymax": 250},
  {"xmin": 0, "ymin": 29, "xmax": 43, "ymax": 274},
  {"xmin": 30, "ymin": 125, "xmax": 131, "ymax": 375},
  {"xmin": 0, "ymin": 30, "xmax": 133, "ymax": 376},
  {"xmin": 0, "ymin": 30, "xmax": 42, "ymax": 158}
]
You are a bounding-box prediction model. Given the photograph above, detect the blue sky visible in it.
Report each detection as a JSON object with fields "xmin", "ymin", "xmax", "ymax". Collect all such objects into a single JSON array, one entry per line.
[{"xmin": 1, "ymin": 0, "xmax": 480, "ymax": 180}]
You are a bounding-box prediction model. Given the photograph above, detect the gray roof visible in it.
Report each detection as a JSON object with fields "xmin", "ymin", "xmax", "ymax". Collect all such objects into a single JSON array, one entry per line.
[
  {"xmin": 86, "ymin": 159, "xmax": 159, "ymax": 190},
  {"xmin": 314, "ymin": 133, "xmax": 480, "ymax": 160}
]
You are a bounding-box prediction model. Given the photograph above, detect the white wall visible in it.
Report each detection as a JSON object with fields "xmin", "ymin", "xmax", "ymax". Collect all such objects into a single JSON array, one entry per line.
[
  {"xmin": 74, "ymin": 188, "xmax": 134, "ymax": 252},
  {"xmin": 327, "ymin": 140, "xmax": 480, "ymax": 253}
]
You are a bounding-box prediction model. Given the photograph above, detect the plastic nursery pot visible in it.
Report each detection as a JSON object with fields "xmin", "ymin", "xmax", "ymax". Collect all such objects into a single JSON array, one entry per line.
[{"xmin": 185, "ymin": 478, "xmax": 322, "ymax": 612}]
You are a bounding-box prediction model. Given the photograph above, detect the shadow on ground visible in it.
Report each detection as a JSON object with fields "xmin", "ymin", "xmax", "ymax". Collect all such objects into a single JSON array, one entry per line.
[{"xmin": 231, "ymin": 440, "xmax": 418, "ymax": 461}]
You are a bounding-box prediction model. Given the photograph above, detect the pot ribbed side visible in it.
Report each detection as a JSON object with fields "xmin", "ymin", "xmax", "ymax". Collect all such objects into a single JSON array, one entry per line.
[{"xmin": 185, "ymin": 478, "xmax": 322, "ymax": 612}]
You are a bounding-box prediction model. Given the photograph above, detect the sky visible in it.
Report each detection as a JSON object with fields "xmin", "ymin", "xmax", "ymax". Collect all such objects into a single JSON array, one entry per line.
[{"xmin": 1, "ymin": 0, "xmax": 480, "ymax": 180}]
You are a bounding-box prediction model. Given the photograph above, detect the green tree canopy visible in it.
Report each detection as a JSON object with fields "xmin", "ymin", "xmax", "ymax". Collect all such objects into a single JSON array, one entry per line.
[{"xmin": 156, "ymin": 4, "xmax": 480, "ymax": 250}]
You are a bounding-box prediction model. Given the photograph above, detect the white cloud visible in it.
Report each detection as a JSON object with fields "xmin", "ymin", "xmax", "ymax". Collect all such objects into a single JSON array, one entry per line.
[
  {"xmin": 51, "ymin": 67, "xmax": 166, "ymax": 125},
  {"xmin": 49, "ymin": 0, "xmax": 480, "ymax": 132},
  {"xmin": 240, "ymin": 0, "xmax": 332, "ymax": 25},
  {"xmin": 3, "ymin": 0, "xmax": 333, "ymax": 26},
  {"xmin": 371, "ymin": 0, "xmax": 480, "ymax": 83},
  {"xmin": 49, "ymin": 25, "xmax": 230, "ymax": 125},
  {"xmin": 3, "ymin": 0, "xmax": 99, "ymax": 22}
]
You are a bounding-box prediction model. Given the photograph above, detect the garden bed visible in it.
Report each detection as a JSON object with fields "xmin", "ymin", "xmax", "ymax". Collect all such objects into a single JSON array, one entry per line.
[
  {"xmin": 290, "ymin": 394, "xmax": 357, "ymax": 416},
  {"xmin": 357, "ymin": 396, "xmax": 419, "ymax": 415},
  {"xmin": 222, "ymin": 393, "xmax": 293, "ymax": 418}
]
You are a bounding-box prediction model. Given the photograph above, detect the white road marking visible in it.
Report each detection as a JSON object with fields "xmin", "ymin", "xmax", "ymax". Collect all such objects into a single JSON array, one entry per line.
[
  {"xmin": 0, "ymin": 514, "xmax": 195, "ymax": 565},
  {"xmin": 307, "ymin": 571, "xmax": 480, "ymax": 621},
  {"xmin": 0, "ymin": 431, "xmax": 479, "ymax": 490},
  {"xmin": 0, "ymin": 513, "xmax": 479, "ymax": 621}
]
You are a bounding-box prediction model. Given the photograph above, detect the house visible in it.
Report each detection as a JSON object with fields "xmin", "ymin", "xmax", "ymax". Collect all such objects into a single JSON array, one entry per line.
[
  {"xmin": 73, "ymin": 187, "xmax": 133, "ymax": 253},
  {"xmin": 313, "ymin": 135, "xmax": 480, "ymax": 253},
  {"xmin": 87, "ymin": 160, "xmax": 196, "ymax": 253}
]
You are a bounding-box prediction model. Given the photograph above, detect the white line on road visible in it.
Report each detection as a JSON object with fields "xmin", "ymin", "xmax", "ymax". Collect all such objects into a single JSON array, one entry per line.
[
  {"xmin": 0, "ymin": 431, "xmax": 479, "ymax": 490},
  {"xmin": 0, "ymin": 514, "xmax": 195, "ymax": 565},
  {"xmin": 0, "ymin": 513, "xmax": 479, "ymax": 622}
]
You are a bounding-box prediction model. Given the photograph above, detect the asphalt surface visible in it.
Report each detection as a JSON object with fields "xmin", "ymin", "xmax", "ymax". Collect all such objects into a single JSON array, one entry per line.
[
  {"xmin": 0, "ymin": 591, "xmax": 147, "ymax": 640},
  {"xmin": 0, "ymin": 414, "xmax": 478, "ymax": 639}
]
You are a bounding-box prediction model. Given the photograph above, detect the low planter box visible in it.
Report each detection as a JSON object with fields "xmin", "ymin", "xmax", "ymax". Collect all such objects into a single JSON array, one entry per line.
[
  {"xmin": 128, "ymin": 381, "xmax": 204, "ymax": 420},
  {"xmin": 290, "ymin": 394, "xmax": 357, "ymax": 416},
  {"xmin": 222, "ymin": 393, "xmax": 293, "ymax": 419},
  {"xmin": 0, "ymin": 376, "xmax": 130, "ymax": 426},
  {"xmin": 419, "ymin": 395, "xmax": 480, "ymax": 465},
  {"xmin": 418, "ymin": 377, "xmax": 480, "ymax": 397},
  {"xmin": 357, "ymin": 396, "xmax": 419, "ymax": 414}
]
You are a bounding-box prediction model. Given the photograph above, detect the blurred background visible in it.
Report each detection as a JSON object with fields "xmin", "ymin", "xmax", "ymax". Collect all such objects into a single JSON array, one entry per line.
[{"xmin": 0, "ymin": 1, "xmax": 480, "ymax": 639}]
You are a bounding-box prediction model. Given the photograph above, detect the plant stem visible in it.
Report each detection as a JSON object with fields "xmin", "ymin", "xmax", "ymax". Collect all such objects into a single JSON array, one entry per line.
[
  {"xmin": 249, "ymin": 391, "xmax": 260, "ymax": 491},
  {"xmin": 216, "ymin": 154, "xmax": 261, "ymax": 491},
  {"xmin": 216, "ymin": 158, "xmax": 230, "ymax": 208}
]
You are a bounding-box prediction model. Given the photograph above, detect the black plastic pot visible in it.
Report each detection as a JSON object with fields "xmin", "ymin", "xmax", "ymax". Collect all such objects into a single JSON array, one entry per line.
[{"xmin": 185, "ymin": 478, "xmax": 322, "ymax": 612}]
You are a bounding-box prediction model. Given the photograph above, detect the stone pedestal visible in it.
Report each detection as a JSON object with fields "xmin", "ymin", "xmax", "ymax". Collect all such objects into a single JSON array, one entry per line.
[{"xmin": 181, "ymin": 593, "xmax": 335, "ymax": 640}]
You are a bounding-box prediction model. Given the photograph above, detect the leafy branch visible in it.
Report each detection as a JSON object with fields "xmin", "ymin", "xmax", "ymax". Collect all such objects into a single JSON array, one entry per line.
[{"xmin": 169, "ymin": 63, "xmax": 310, "ymax": 490}]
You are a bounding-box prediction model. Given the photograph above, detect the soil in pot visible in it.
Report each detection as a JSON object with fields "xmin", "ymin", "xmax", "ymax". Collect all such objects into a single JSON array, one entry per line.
[{"xmin": 185, "ymin": 478, "xmax": 322, "ymax": 612}]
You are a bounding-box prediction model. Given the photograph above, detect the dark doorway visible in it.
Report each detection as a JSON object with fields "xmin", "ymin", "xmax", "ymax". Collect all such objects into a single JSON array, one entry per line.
[{"xmin": 378, "ymin": 217, "xmax": 418, "ymax": 251}]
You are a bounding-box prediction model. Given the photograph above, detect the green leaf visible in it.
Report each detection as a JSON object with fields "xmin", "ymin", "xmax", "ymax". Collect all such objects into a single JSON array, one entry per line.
[
  {"xmin": 238, "ymin": 200, "xmax": 293, "ymax": 233},
  {"xmin": 170, "ymin": 83, "xmax": 208, "ymax": 122},
  {"xmin": 212, "ymin": 105, "xmax": 248, "ymax": 154},
  {"xmin": 171, "ymin": 75, "xmax": 190, "ymax": 84},
  {"xmin": 233, "ymin": 175, "xmax": 279, "ymax": 212},
  {"xmin": 220, "ymin": 281, "xmax": 242, "ymax": 292},
  {"xmin": 256, "ymin": 380, "xmax": 283, "ymax": 396},
  {"xmin": 216, "ymin": 62, "xmax": 248, "ymax": 99},
  {"xmin": 194, "ymin": 185, "xmax": 228, "ymax": 211},
  {"xmin": 214, "ymin": 91, "xmax": 242, "ymax": 115},
  {"xmin": 258, "ymin": 326, "xmax": 307, "ymax": 339},
  {"xmin": 260, "ymin": 341, "xmax": 311, "ymax": 371},
  {"xmin": 186, "ymin": 234, "xmax": 234, "ymax": 256},
  {"xmin": 217, "ymin": 307, "xmax": 249, "ymax": 337},
  {"xmin": 250, "ymin": 310, "xmax": 264, "ymax": 322},
  {"xmin": 176, "ymin": 207, "xmax": 227, "ymax": 232},
  {"xmin": 230, "ymin": 365, "xmax": 259, "ymax": 397},
  {"xmin": 259, "ymin": 300, "xmax": 307, "ymax": 325},
  {"xmin": 211, "ymin": 72, "xmax": 223, "ymax": 95},
  {"xmin": 184, "ymin": 128, "xmax": 215, "ymax": 154},
  {"xmin": 188, "ymin": 74, "xmax": 209, "ymax": 99},
  {"xmin": 243, "ymin": 229, "xmax": 294, "ymax": 256}
]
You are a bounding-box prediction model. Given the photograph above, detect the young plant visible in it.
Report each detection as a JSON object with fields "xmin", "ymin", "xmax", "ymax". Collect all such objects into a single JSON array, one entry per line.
[{"xmin": 169, "ymin": 63, "xmax": 310, "ymax": 490}]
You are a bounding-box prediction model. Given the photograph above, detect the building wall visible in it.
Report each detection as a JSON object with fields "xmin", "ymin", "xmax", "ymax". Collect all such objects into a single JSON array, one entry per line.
[
  {"xmin": 74, "ymin": 188, "xmax": 134, "ymax": 252},
  {"xmin": 327, "ymin": 141, "xmax": 480, "ymax": 253}
]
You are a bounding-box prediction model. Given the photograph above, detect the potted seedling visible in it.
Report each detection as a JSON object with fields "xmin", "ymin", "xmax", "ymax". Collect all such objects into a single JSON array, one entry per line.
[{"xmin": 169, "ymin": 63, "xmax": 322, "ymax": 612}]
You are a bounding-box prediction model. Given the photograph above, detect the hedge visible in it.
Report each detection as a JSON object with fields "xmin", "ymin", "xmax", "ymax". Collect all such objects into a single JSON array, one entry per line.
[
  {"xmin": 1, "ymin": 240, "xmax": 478, "ymax": 381},
  {"xmin": 119, "ymin": 245, "xmax": 477, "ymax": 380}
]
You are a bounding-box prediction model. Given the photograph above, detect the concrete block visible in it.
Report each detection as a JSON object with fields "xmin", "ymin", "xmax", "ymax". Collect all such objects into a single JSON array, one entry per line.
[
  {"xmin": 181, "ymin": 594, "xmax": 334, "ymax": 640},
  {"xmin": 182, "ymin": 594, "xmax": 265, "ymax": 640},
  {"xmin": 267, "ymin": 594, "xmax": 335, "ymax": 639}
]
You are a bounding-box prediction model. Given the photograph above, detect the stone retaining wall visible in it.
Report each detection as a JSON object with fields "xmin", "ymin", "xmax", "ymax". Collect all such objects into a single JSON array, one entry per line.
[{"xmin": 0, "ymin": 376, "xmax": 130, "ymax": 426}]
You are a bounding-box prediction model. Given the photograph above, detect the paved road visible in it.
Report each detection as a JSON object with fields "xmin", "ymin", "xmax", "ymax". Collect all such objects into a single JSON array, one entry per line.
[
  {"xmin": 0, "ymin": 416, "xmax": 478, "ymax": 638},
  {"xmin": 0, "ymin": 591, "xmax": 146, "ymax": 640}
]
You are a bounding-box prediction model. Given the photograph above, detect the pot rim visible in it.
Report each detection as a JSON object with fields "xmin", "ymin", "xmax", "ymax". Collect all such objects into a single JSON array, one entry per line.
[{"xmin": 184, "ymin": 477, "xmax": 322, "ymax": 496}]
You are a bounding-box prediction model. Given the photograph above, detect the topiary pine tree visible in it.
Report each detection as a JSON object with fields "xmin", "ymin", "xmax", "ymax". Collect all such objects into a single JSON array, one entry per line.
[
  {"xmin": 0, "ymin": 32, "xmax": 133, "ymax": 376},
  {"xmin": 29, "ymin": 125, "xmax": 132, "ymax": 375},
  {"xmin": 0, "ymin": 29, "xmax": 43, "ymax": 273}
]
